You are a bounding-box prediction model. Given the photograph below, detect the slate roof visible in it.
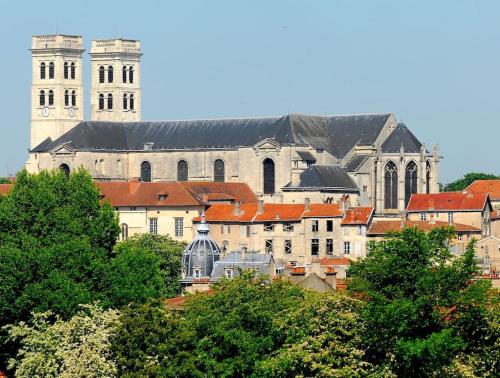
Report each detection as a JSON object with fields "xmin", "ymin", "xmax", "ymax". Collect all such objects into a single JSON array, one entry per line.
[
  {"xmin": 344, "ymin": 154, "xmax": 369, "ymax": 171},
  {"xmin": 211, "ymin": 252, "xmax": 274, "ymax": 280},
  {"xmin": 296, "ymin": 150, "xmax": 317, "ymax": 162},
  {"xmin": 381, "ymin": 123, "xmax": 423, "ymax": 153},
  {"xmin": 31, "ymin": 113, "xmax": 392, "ymax": 159},
  {"xmin": 285, "ymin": 165, "xmax": 358, "ymax": 190}
]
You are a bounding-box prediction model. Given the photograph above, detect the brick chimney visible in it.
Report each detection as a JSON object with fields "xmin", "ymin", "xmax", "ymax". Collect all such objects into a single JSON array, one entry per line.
[
  {"xmin": 257, "ymin": 200, "xmax": 264, "ymax": 214},
  {"xmin": 304, "ymin": 197, "xmax": 311, "ymax": 212},
  {"xmin": 233, "ymin": 201, "xmax": 241, "ymax": 216},
  {"xmin": 324, "ymin": 267, "xmax": 337, "ymax": 290}
]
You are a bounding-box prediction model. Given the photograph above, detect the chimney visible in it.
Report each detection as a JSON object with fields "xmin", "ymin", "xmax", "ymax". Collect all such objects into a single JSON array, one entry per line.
[
  {"xmin": 289, "ymin": 266, "xmax": 306, "ymax": 284},
  {"xmin": 129, "ymin": 177, "xmax": 141, "ymax": 194},
  {"xmin": 233, "ymin": 201, "xmax": 241, "ymax": 216},
  {"xmin": 257, "ymin": 200, "xmax": 264, "ymax": 214},
  {"xmin": 304, "ymin": 197, "xmax": 310, "ymax": 212},
  {"xmin": 429, "ymin": 198, "xmax": 435, "ymax": 211},
  {"xmin": 291, "ymin": 167, "xmax": 302, "ymax": 186},
  {"xmin": 325, "ymin": 267, "xmax": 337, "ymax": 290}
]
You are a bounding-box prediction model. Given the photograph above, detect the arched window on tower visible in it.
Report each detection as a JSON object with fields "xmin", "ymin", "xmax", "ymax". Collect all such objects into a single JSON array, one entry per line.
[
  {"xmin": 129, "ymin": 66, "xmax": 134, "ymax": 83},
  {"xmin": 98, "ymin": 94, "xmax": 104, "ymax": 110},
  {"xmin": 70, "ymin": 62, "xmax": 76, "ymax": 79},
  {"xmin": 177, "ymin": 160, "xmax": 188, "ymax": 181},
  {"xmin": 99, "ymin": 66, "xmax": 105, "ymax": 83},
  {"xmin": 405, "ymin": 161, "xmax": 418, "ymax": 207},
  {"xmin": 64, "ymin": 90, "xmax": 69, "ymax": 107},
  {"xmin": 71, "ymin": 90, "xmax": 76, "ymax": 107},
  {"xmin": 384, "ymin": 161, "xmax": 398, "ymax": 210},
  {"xmin": 64, "ymin": 62, "xmax": 68, "ymax": 79},
  {"xmin": 40, "ymin": 62, "xmax": 46, "ymax": 79},
  {"xmin": 107, "ymin": 93, "xmax": 113, "ymax": 110},
  {"xmin": 214, "ymin": 159, "xmax": 225, "ymax": 182},
  {"xmin": 49, "ymin": 62, "xmax": 54, "ymax": 79},
  {"xmin": 39, "ymin": 90, "xmax": 46, "ymax": 106},
  {"xmin": 48, "ymin": 90, "xmax": 54, "ymax": 106},
  {"xmin": 59, "ymin": 163, "xmax": 70, "ymax": 176},
  {"xmin": 123, "ymin": 94, "xmax": 128, "ymax": 110},
  {"xmin": 130, "ymin": 94, "xmax": 135, "ymax": 110},
  {"xmin": 426, "ymin": 161, "xmax": 432, "ymax": 194},
  {"xmin": 108, "ymin": 65, "xmax": 113, "ymax": 83},
  {"xmin": 263, "ymin": 158, "xmax": 275, "ymax": 194},
  {"xmin": 122, "ymin": 66, "xmax": 127, "ymax": 83},
  {"xmin": 141, "ymin": 161, "xmax": 152, "ymax": 182}
]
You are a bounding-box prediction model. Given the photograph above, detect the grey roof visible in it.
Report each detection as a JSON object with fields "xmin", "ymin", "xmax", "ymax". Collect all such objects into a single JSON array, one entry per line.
[
  {"xmin": 211, "ymin": 251, "xmax": 273, "ymax": 280},
  {"xmin": 32, "ymin": 113, "xmax": 391, "ymax": 158},
  {"xmin": 296, "ymin": 150, "xmax": 317, "ymax": 162},
  {"xmin": 381, "ymin": 123, "xmax": 422, "ymax": 153},
  {"xmin": 284, "ymin": 165, "xmax": 358, "ymax": 190},
  {"xmin": 344, "ymin": 154, "xmax": 369, "ymax": 172}
]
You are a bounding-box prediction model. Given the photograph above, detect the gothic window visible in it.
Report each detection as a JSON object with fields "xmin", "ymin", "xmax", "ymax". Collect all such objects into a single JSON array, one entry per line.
[
  {"xmin": 177, "ymin": 160, "xmax": 188, "ymax": 181},
  {"xmin": 64, "ymin": 90, "xmax": 69, "ymax": 106},
  {"xmin": 98, "ymin": 94, "xmax": 104, "ymax": 110},
  {"xmin": 140, "ymin": 161, "xmax": 152, "ymax": 182},
  {"xmin": 405, "ymin": 161, "xmax": 418, "ymax": 207},
  {"xmin": 108, "ymin": 65, "xmax": 113, "ymax": 83},
  {"xmin": 426, "ymin": 161, "xmax": 431, "ymax": 194},
  {"xmin": 384, "ymin": 161, "xmax": 398, "ymax": 210},
  {"xmin": 122, "ymin": 66, "xmax": 127, "ymax": 83},
  {"xmin": 39, "ymin": 90, "xmax": 45, "ymax": 106},
  {"xmin": 59, "ymin": 163, "xmax": 70, "ymax": 176},
  {"xmin": 99, "ymin": 66, "xmax": 105, "ymax": 83},
  {"xmin": 107, "ymin": 93, "xmax": 113, "ymax": 110},
  {"xmin": 70, "ymin": 62, "xmax": 76, "ymax": 79},
  {"xmin": 71, "ymin": 90, "xmax": 76, "ymax": 106},
  {"xmin": 129, "ymin": 66, "xmax": 134, "ymax": 83},
  {"xmin": 49, "ymin": 62, "xmax": 54, "ymax": 79},
  {"xmin": 64, "ymin": 62, "xmax": 68, "ymax": 79},
  {"xmin": 130, "ymin": 94, "xmax": 135, "ymax": 110},
  {"xmin": 40, "ymin": 62, "xmax": 46, "ymax": 79},
  {"xmin": 263, "ymin": 158, "xmax": 275, "ymax": 194},
  {"xmin": 123, "ymin": 94, "xmax": 128, "ymax": 110},
  {"xmin": 48, "ymin": 90, "xmax": 54, "ymax": 106},
  {"xmin": 214, "ymin": 159, "xmax": 225, "ymax": 182}
]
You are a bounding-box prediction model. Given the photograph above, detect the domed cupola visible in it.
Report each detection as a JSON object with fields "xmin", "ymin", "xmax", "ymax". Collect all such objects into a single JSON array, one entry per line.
[{"xmin": 180, "ymin": 212, "xmax": 221, "ymax": 285}]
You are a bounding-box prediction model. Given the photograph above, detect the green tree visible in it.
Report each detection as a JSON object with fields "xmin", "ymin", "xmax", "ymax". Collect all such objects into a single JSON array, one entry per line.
[
  {"xmin": 0, "ymin": 177, "xmax": 11, "ymax": 184},
  {"xmin": 443, "ymin": 172, "xmax": 499, "ymax": 192},
  {"xmin": 348, "ymin": 227, "xmax": 498, "ymax": 376}
]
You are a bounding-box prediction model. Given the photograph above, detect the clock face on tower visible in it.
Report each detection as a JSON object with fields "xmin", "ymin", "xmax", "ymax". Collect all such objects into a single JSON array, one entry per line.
[{"xmin": 42, "ymin": 107, "xmax": 50, "ymax": 117}]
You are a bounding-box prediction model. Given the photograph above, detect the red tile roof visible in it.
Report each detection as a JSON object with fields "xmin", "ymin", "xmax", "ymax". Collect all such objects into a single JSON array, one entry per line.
[
  {"xmin": 194, "ymin": 203, "xmax": 258, "ymax": 222},
  {"xmin": 367, "ymin": 220, "xmax": 481, "ymax": 235},
  {"xmin": 341, "ymin": 207, "xmax": 374, "ymax": 225},
  {"xmin": 303, "ymin": 203, "xmax": 343, "ymax": 217},
  {"xmin": 465, "ymin": 180, "xmax": 500, "ymax": 201},
  {"xmin": 179, "ymin": 182, "xmax": 257, "ymax": 203},
  {"xmin": 320, "ymin": 257, "xmax": 351, "ymax": 266},
  {"xmin": 254, "ymin": 204, "xmax": 304, "ymax": 222},
  {"xmin": 406, "ymin": 192, "xmax": 489, "ymax": 212},
  {"xmin": 97, "ymin": 181, "xmax": 202, "ymax": 207},
  {"xmin": 0, "ymin": 184, "xmax": 12, "ymax": 195}
]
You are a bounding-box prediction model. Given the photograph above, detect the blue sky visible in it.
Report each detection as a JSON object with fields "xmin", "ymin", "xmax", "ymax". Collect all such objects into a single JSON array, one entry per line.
[{"xmin": 0, "ymin": 0, "xmax": 499, "ymax": 182}]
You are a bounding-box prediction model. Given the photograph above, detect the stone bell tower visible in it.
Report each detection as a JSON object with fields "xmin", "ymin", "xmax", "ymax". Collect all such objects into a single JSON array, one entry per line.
[
  {"xmin": 30, "ymin": 35, "xmax": 85, "ymax": 149},
  {"xmin": 89, "ymin": 39, "xmax": 142, "ymax": 122}
]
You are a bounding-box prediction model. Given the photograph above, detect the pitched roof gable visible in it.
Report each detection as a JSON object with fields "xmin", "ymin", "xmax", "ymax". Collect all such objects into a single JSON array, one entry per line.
[
  {"xmin": 465, "ymin": 180, "xmax": 500, "ymax": 201},
  {"xmin": 381, "ymin": 123, "xmax": 423, "ymax": 153}
]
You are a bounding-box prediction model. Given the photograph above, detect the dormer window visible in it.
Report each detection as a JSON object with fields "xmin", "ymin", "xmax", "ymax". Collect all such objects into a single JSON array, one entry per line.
[
  {"xmin": 193, "ymin": 267, "xmax": 202, "ymax": 278},
  {"xmin": 225, "ymin": 268, "xmax": 235, "ymax": 279},
  {"xmin": 143, "ymin": 142, "xmax": 154, "ymax": 151},
  {"xmin": 158, "ymin": 194, "xmax": 167, "ymax": 201}
]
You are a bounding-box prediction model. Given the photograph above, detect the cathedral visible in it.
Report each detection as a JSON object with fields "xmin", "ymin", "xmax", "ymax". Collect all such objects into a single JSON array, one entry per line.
[{"xmin": 26, "ymin": 34, "xmax": 441, "ymax": 215}]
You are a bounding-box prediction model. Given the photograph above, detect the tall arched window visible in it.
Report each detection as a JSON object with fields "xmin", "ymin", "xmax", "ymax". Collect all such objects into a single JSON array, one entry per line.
[
  {"xmin": 99, "ymin": 66, "xmax": 105, "ymax": 83},
  {"xmin": 59, "ymin": 163, "xmax": 70, "ymax": 176},
  {"xmin": 177, "ymin": 160, "xmax": 188, "ymax": 181},
  {"xmin": 107, "ymin": 93, "xmax": 113, "ymax": 110},
  {"xmin": 39, "ymin": 90, "xmax": 46, "ymax": 106},
  {"xmin": 108, "ymin": 65, "xmax": 114, "ymax": 83},
  {"xmin": 70, "ymin": 62, "xmax": 76, "ymax": 79},
  {"xmin": 71, "ymin": 90, "xmax": 76, "ymax": 107},
  {"xmin": 123, "ymin": 94, "xmax": 128, "ymax": 110},
  {"xmin": 98, "ymin": 94, "xmax": 104, "ymax": 110},
  {"xmin": 48, "ymin": 90, "xmax": 54, "ymax": 106},
  {"xmin": 64, "ymin": 90, "xmax": 69, "ymax": 106},
  {"xmin": 384, "ymin": 161, "xmax": 398, "ymax": 209},
  {"xmin": 130, "ymin": 94, "xmax": 135, "ymax": 110},
  {"xmin": 122, "ymin": 66, "xmax": 127, "ymax": 83},
  {"xmin": 141, "ymin": 161, "xmax": 152, "ymax": 182},
  {"xmin": 426, "ymin": 161, "xmax": 432, "ymax": 194},
  {"xmin": 40, "ymin": 62, "xmax": 46, "ymax": 79},
  {"xmin": 405, "ymin": 161, "xmax": 418, "ymax": 207},
  {"xmin": 64, "ymin": 62, "xmax": 69, "ymax": 79},
  {"xmin": 121, "ymin": 223, "xmax": 129, "ymax": 241},
  {"xmin": 129, "ymin": 66, "xmax": 134, "ymax": 83},
  {"xmin": 214, "ymin": 159, "xmax": 225, "ymax": 182},
  {"xmin": 263, "ymin": 158, "xmax": 275, "ymax": 194},
  {"xmin": 49, "ymin": 62, "xmax": 54, "ymax": 79}
]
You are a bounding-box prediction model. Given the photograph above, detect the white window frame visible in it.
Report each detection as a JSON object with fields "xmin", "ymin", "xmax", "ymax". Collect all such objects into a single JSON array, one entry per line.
[
  {"xmin": 174, "ymin": 217, "xmax": 184, "ymax": 237},
  {"xmin": 225, "ymin": 268, "xmax": 235, "ymax": 279},
  {"xmin": 193, "ymin": 267, "xmax": 202, "ymax": 278},
  {"xmin": 265, "ymin": 239, "xmax": 273, "ymax": 253},
  {"xmin": 312, "ymin": 220, "xmax": 319, "ymax": 232},
  {"xmin": 326, "ymin": 238, "xmax": 334, "ymax": 255},
  {"xmin": 448, "ymin": 212, "xmax": 454, "ymax": 223},
  {"xmin": 264, "ymin": 223, "xmax": 275, "ymax": 232},
  {"xmin": 284, "ymin": 240, "xmax": 292, "ymax": 255},
  {"xmin": 420, "ymin": 212, "xmax": 427, "ymax": 221},
  {"xmin": 343, "ymin": 241, "xmax": 351, "ymax": 255},
  {"xmin": 283, "ymin": 223, "xmax": 294, "ymax": 232},
  {"xmin": 149, "ymin": 217, "xmax": 158, "ymax": 235}
]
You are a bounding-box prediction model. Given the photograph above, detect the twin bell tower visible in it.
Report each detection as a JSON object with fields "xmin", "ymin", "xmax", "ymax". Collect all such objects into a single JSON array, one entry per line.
[{"xmin": 30, "ymin": 34, "xmax": 142, "ymax": 149}]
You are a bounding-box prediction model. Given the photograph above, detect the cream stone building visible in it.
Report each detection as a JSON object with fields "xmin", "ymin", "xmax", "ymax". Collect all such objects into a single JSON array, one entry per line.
[{"xmin": 26, "ymin": 34, "xmax": 441, "ymax": 216}]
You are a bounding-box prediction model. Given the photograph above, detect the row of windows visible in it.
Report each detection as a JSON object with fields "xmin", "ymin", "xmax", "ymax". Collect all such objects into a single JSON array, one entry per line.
[
  {"xmin": 420, "ymin": 212, "xmax": 454, "ymax": 223},
  {"xmin": 264, "ymin": 220, "xmax": 335, "ymax": 233},
  {"xmin": 40, "ymin": 62, "xmax": 77, "ymax": 80},
  {"xmin": 144, "ymin": 217, "xmax": 184, "ymax": 237},
  {"xmin": 265, "ymin": 238, "xmax": 337, "ymax": 255},
  {"xmin": 99, "ymin": 65, "xmax": 134, "ymax": 84},
  {"xmin": 98, "ymin": 93, "xmax": 135, "ymax": 111},
  {"xmin": 39, "ymin": 90, "xmax": 77, "ymax": 106}
]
